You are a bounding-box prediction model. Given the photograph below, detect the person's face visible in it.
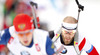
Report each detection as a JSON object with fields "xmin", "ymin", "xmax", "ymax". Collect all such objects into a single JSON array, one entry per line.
[
  {"xmin": 61, "ymin": 28, "xmax": 76, "ymax": 44},
  {"xmin": 17, "ymin": 29, "xmax": 33, "ymax": 46}
]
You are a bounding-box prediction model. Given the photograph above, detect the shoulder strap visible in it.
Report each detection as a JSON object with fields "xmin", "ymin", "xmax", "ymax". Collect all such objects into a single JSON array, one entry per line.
[
  {"xmin": 52, "ymin": 27, "xmax": 62, "ymax": 42},
  {"xmin": 74, "ymin": 30, "xmax": 81, "ymax": 55}
]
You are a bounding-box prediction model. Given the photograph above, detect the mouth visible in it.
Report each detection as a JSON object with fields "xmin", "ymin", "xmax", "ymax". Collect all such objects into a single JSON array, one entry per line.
[
  {"xmin": 65, "ymin": 38, "xmax": 71, "ymax": 41},
  {"xmin": 24, "ymin": 41, "xmax": 28, "ymax": 43}
]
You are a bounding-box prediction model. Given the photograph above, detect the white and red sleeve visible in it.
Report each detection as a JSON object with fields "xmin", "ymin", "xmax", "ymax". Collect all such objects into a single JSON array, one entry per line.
[{"xmin": 78, "ymin": 32, "xmax": 99, "ymax": 55}]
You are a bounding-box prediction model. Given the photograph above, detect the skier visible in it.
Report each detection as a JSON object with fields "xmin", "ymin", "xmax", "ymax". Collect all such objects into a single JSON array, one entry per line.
[
  {"xmin": 49, "ymin": 16, "xmax": 99, "ymax": 55},
  {"xmin": 0, "ymin": 13, "xmax": 55, "ymax": 55}
]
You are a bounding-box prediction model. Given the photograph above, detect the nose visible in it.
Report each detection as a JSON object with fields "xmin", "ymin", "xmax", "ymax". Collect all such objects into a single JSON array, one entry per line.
[
  {"xmin": 65, "ymin": 34, "xmax": 70, "ymax": 37},
  {"xmin": 23, "ymin": 34, "xmax": 27, "ymax": 40}
]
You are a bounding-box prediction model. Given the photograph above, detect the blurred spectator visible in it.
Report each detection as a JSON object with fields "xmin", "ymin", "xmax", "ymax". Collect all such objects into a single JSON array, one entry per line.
[
  {"xmin": 3, "ymin": 0, "xmax": 32, "ymax": 29},
  {"xmin": 15, "ymin": 2, "xmax": 32, "ymax": 16},
  {"xmin": 3, "ymin": 0, "xmax": 18, "ymax": 29}
]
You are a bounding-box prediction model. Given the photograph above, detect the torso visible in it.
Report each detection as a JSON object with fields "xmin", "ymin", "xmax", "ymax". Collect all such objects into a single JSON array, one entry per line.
[
  {"xmin": 7, "ymin": 26, "xmax": 47, "ymax": 55},
  {"xmin": 54, "ymin": 37, "xmax": 78, "ymax": 55}
]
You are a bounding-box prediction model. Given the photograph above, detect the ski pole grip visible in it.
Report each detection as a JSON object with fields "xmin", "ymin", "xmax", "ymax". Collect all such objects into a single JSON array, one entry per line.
[
  {"xmin": 30, "ymin": 1, "xmax": 38, "ymax": 9},
  {"xmin": 75, "ymin": 0, "xmax": 80, "ymax": 5},
  {"xmin": 75, "ymin": 0, "xmax": 84, "ymax": 11}
]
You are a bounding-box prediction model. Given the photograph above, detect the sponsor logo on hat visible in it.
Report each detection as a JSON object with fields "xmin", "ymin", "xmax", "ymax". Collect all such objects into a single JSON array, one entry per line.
[{"xmin": 18, "ymin": 24, "xmax": 25, "ymax": 30}]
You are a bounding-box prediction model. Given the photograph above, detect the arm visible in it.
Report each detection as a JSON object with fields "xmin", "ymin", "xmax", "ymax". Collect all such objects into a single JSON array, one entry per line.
[
  {"xmin": 78, "ymin": 33, "xmax": 99, "ymax": 55},
  {"xmin": 0, "ymin": 28, "xmax": 11, "ymax": 45},
  {"xmin": 46, "ymin": 36, "xmax": 55, "ymax": 55},
  {"xmin": 86, "ymin": 45, "xmax": 99, "ymax": 55}
]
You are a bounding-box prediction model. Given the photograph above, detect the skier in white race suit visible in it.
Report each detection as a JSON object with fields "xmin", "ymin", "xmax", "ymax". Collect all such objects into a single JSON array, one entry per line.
[
  {"xmin": 0, "ymin": 14, "xmax": 56, "ymax": 55},
  {"xmin": 49, "ymin": 16, "xmax": 99, "ymax": 55}
]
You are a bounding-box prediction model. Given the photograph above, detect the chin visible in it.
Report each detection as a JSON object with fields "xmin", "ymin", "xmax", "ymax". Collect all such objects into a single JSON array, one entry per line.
[
  {"xmin": 65, "ymin": 40, "xmax": 72, "ymax": 44},
  {"xmin": 23, "ymin": 43, "xmax": 30, "ymax": 46}
]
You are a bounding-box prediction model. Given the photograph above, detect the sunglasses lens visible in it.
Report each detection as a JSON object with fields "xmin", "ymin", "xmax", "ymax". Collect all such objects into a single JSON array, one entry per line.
[{"xmin": 62, "ymin": 28, "xmax": 76, "ymax": 34}]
